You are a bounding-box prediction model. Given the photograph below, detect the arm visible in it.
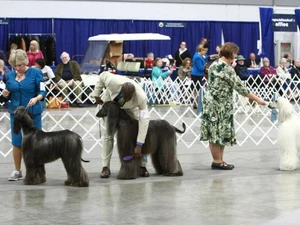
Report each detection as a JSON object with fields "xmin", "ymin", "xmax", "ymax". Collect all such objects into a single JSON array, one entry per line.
[
  {"xmin": 71, "ymin": 61, "xmax": 82, "ymax": 81},
  {"xmin": 152, "ymin": 67, "xmax": 170, "ymax": 79},
  {"xmin": 225, "ymin": 66, "xmax": 266, "ymax": 105},
  {"xmin": 92, "ymin": 72, "xmax": 108, "ymax": 102},
  {"xmin": 134, "ymin": 98, "xmax": 150, "ymax": 157},
  {"xmin": 54, "ymin": 64, "xmax": 62, "ymax": 82},
  {"xmin": 28, "ymin": 70, "xmax": 47, "ymax": 106},
  {"xmin": 177, "ymin": 67, "xmax": 185, "ymax": 80}
]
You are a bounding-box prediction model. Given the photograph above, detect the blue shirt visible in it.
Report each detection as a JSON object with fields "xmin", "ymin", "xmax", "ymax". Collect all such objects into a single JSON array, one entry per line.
[
  {"xmin": 5, "ymin": 67, "xmax": 46, "ymax": 115},
  {"xmin": 191, "ymin": 52, "xmax": 206, "ymax": 77},
  {"xmin": 151, "ymin": 66, "xmax": 169, "ymax": 89}
]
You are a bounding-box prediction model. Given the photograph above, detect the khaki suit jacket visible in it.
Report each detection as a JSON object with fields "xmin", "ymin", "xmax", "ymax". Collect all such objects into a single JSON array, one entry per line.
[{"xmin": 93, "ymin": 71, "xmax": 149, "ymax": 144}]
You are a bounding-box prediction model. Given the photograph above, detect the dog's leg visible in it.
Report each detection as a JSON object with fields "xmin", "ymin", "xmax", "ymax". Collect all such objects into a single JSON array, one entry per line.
[
  {"xmin": 23, "ymin": 155, "xmax": 43, "ymax": 185},
  {"xmin": 38, "ymin": 164, "xmax": 46, "ymax": 184},
  {"xmin": 159, "ymin": 139, "xmax": 183, "ymax": 176},
  {"xmin": 117, "ymin": 158, "xmax": 139, "ymax": 180},
  {"xmin": 151, "ymin": 151, "xmax": 163, "ymax": 175},
  {"xmin": 279, "ymin": 146, "xmax": 298, "ymax": 171},
  {"xmin": 62, "ymin": 155, "xmax": 89, "ymax": 187}
]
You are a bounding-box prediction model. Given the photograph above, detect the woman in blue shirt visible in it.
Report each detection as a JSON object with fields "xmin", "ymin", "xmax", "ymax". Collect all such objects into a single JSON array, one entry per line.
[
  {"xmin": 2, "ymin": 49, "xmax": 46, "ymax": 181},
  {"xmin": 151, "ymin": 58, "xmax": 173, "ymax": 104},
  {"xmin": 191, "ymin": 45, "xmax": 208, "ymax": 109}
]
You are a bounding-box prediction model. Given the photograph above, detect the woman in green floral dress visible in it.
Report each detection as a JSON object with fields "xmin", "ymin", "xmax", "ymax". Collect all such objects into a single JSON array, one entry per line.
[{"xmin": 200, "ymin": 42, "xmax": 266, "ymax": 170}]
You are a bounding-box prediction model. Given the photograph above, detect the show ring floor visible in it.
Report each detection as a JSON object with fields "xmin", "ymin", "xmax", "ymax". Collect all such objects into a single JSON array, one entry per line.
[{"xmin": 1, "ymin": 107, "xmax": 300, "ymax": 225}]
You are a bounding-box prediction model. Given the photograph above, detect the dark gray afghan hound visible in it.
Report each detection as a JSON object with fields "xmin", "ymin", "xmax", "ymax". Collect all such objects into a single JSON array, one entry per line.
[
  {"xmin": 97, "ymin": 101, "xmax": 185, "ymax": 179},
  {"xmin": 14, "ymin": 106, "xmax": 89, "ymax": 187}
]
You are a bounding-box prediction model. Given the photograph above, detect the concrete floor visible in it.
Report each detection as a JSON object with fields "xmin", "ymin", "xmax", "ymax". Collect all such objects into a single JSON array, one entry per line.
[{"xmin": 1, "ymin": 106, "xmax": 300, "ymax": 225}]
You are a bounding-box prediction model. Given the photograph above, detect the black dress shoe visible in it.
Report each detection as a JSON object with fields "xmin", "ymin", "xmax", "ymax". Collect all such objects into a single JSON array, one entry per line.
[
  {"xmin": 223, "ymin": 162, "xmax": 235, "ymax": 168},
  {"xmin": 140, "ymin": 167, "xmax": 150, "ymax": 177},
  {"xmin": 211, "ymin": 162, "xmax": 234, "ymax": 170},
  {"xmin": 100, "ymin": 167, "xmax": 111, "ymax": 178}
]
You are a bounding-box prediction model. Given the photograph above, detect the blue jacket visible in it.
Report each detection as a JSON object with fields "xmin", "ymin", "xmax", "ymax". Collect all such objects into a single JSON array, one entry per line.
[
  {"xmin": 151, "ymin": 66, "xmax": 169, "ymax": 89},
  {"xmin": 191, "ymin": 52, "xmax": 206, "ymax": 77},
  {"xmin": 234, "ymin": 64, "xmax": 250, "ymax": 80},
  {"xmin": 5, "ymin": 67, "xmax": 46, "ymax": 115}
]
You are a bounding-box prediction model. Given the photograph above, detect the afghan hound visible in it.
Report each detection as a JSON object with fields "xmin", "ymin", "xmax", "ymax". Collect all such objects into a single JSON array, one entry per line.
[
  {"xmin": 268, "ymin": 97, "xmax": 300, "ymax": 171},
  {"xmin": 97, "ymin": 101, "xmax": 185, "ymax": 179},
  {"xmin": 14, "ymin": 106, "xmax": 89, "ymax": 187}
]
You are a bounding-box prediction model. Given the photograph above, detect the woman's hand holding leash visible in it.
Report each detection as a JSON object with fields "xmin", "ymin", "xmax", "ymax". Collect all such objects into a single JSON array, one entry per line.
[{"xmin": 2, "ymin": 89, "xmax": 10, "ymax": 98}]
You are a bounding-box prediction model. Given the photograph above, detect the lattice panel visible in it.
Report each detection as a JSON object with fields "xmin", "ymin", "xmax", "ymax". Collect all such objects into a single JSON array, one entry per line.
[{"xmin": 0, "ymin": 75, "xmax": 299, "ymax": 158}]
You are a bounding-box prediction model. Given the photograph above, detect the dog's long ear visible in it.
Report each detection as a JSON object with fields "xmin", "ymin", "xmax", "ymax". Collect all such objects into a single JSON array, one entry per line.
[
  {"xmin": 106, "ymin": 102, "xmax": 120, "ymax": 135},
  {"xmin": 278, "ymin": 98, "xmax": 294, "ymax": 123},
  {"xmin": 13, "ymin": 109, "xmax": 22, "ymax": 134}
]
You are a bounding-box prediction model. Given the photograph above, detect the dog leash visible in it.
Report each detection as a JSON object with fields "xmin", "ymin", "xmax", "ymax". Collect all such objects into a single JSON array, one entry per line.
[{"xmin": 98, "ymin": 119, "xmax": 102, "ymax": 139}]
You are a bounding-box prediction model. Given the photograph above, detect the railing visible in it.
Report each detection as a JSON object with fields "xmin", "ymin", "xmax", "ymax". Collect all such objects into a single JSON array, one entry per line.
[{"xmin": 0, "ymin": 75, "xmax": 299, "ymax": 158}]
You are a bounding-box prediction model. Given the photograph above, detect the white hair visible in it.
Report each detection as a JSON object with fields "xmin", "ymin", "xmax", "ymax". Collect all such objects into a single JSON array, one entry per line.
[
  {"xmin": 279, "ymin": 58, "xmax": 287, "ymax": 64},
  {"xmin": 8, "ymin": 49, "xmax": 29, "ymax": 66},
  {"xmin": 60, "ymin": 52, "xmax": 70, "ymax": 60}
]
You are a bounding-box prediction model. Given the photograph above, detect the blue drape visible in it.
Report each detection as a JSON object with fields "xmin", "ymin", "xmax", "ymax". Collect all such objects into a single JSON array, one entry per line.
[
  {"xmin": 295, "ymin": 9, "xmax": 300, "ymax": 29},
  {"xmin": 1, "ymin": 18, "xmax": 52, "ymax": 52},
  {"xmin": 222, "ymin": 22, "xmax": 259, "ymax": 59},
  {"xmin": 259, "ymin": 7, "xmax": 274, "ymax": 66},
  {"xmin": 1, "ymin": 18, "xmax": 257, "ymax": 65}
]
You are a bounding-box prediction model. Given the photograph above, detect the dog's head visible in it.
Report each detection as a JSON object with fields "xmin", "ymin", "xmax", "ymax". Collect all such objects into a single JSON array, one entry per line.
[
  {"xmin": 13, "ymin": 106, "xmax": 32, "ymax": 134},
  {"xmin": 96, "ymin": 101, "xmax": 120, "ymax": 118},
  {"xmin": 96, "ymin": 101, "xmax": 121, "ymax": 135},
  {"xmin": 268, "ymin": 97, "xmax": 294, "ymax": 123}
]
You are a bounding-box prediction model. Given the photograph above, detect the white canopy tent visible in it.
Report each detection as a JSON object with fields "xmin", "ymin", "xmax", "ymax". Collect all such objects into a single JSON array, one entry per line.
[
  {"xmin": 81, "ymin": 33, "xmax": 171, "ymax": 73},
  {"xmin": 88, "ymin": 33, "xmax": 171, "ymax": 41}
]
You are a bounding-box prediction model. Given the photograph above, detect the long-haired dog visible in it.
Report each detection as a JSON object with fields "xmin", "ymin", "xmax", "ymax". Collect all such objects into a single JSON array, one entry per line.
[
  {"xmin": 97, "ymin": 101, "xmax": 185, "ymax": 179},
  {"xmin": 268, "ymin": 97, "xmax": 300, "ymax": 171},
  {"xmin": 14, "ymin": 106, "xmax": 89, "ymax": 187}
]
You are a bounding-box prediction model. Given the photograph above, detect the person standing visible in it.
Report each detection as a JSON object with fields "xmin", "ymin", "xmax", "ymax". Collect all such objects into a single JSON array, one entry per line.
[
  {"xmin": 26, "ymin": 40, "xmax": 44, "ymax": 67},
  {"xmin": 191, "ymin": 44, "xmax": 207, "ymax": 109},
  {"xmin": 200, "ymin": 42, "xmax": 266, "ymax": 170},
  {"xmin": 174, "ymin": 41, "xmax": 192, "ymax": 68},
  {"xmin": 2, "ymin": 50, "xmax": 46, "ymax": 180},
  {"xmin": 93, "ymin": 71, "xmax": 150, "ymax": 178}
]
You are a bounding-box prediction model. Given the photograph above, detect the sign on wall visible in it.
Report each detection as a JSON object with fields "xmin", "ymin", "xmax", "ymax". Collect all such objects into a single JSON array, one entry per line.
[
  {"xmin": 0, "ymin": 19, "xmax": 9, "ymax": 25},
  {"xmin": 158, "ymin": 22, "xmax": 186, "ymax": 28},
  {"xmin": 272, "ymin": 14, "xmax": 297, "ymax": 32}
]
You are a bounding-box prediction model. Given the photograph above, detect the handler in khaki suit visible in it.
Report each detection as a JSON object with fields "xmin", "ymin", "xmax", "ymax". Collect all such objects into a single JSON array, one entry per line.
[{"xmin": 93, "ymin": 71, "xmax": 150, "ymax": 178}]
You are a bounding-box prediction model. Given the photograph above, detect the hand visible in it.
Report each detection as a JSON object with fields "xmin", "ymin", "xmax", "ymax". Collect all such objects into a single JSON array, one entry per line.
[
  {"xmin": 27, "ymin": 97, "xmax": 38, "ymax": 107},
  {"xmin": 68, "ymin": 80, "xmax": 74, "ymax": 86},
  {"xmin": 2, "ymin": 89, "xmax": 10, "ymax": 98},
  {"xmin": 95, "ymin": 97, "xmax": 104, "ymax": 105},
  {"xmin": 134, "ymin": 145, "xmax": 142, "ymax": 158},
  {"xmin": 50, "ymin": 83, "xmax": 54, "ymax": 89},
  {"xmin": 256, "ymin": 98, "xmax": 266, "ymax": 105}
]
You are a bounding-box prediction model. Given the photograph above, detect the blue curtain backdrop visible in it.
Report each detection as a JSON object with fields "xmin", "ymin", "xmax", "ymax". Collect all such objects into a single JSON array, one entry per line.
[
  {"xmin": 259, "ymin": 7, "xmax": 275, "ymax": 66},
  {"xmin": 221, "ymin": 22, "xmax": 259, "ymax": 58},
  {"xmin": 0, "ymin": 18, "xmax": 52, "ymax": 52},
  {"xmin": 1, "ymin": 18, "xmax": 257, "ymax": 65},
  {"xmin": 295, "ymin": 9, "xmax": 300, "ymax": 29}
]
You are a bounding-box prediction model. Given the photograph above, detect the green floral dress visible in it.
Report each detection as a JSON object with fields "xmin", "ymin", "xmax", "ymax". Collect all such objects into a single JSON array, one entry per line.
[{"xmin": 200, "ymin": 59, "xmax": 250, "ymax": 146}]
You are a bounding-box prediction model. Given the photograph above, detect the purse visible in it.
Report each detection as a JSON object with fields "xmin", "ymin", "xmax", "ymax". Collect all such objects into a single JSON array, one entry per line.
[{"xmin": 47, "ymin": 96, "xmax": 62, "ymax": 109}]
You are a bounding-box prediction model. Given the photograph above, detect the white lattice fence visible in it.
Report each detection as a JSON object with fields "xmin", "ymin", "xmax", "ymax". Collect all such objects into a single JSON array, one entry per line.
[{"xmin": 0, "ymin": 75, "xmax": 300, "ymax": 158}]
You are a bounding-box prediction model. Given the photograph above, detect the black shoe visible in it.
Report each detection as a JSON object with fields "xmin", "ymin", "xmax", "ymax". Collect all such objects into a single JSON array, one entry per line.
[
  {"xmin": 223, "ymin": 162, "xmax": 235, "ymax": 168},
  {"xmin": 211, "ymin": 162, "xmax": 234, "ymax": 170},
  {"xmin": 76, "ymin": 103, "xmax": 83, "ymax": 108},
  {"xmin": 140, "ymin": 167, "xmax": 150, "ymax": 177},
  {"xmin": 100, "ymin": 167, "xmax": 111, "ymax": 178}
]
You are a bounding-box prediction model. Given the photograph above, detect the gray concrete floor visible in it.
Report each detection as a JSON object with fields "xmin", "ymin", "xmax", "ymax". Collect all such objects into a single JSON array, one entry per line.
[{"xmin": 1, "ymin": 106, "xmax": 300, "ymax": 225}]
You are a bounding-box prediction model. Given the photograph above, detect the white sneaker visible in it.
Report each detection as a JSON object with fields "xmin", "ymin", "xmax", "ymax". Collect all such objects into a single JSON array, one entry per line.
[{"xmin": 8, "ymin": 170, "xmax": 23, "ymax": 181}]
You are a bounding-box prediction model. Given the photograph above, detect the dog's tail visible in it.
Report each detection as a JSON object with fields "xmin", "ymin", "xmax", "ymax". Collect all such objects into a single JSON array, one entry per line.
[
  {"xmin": 81, "ymin": 158, "xmax": 90, "ymax": 163},
  {"xmin": 174, "ymin": 123, "xmax": 186, "ymax": 134}
]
